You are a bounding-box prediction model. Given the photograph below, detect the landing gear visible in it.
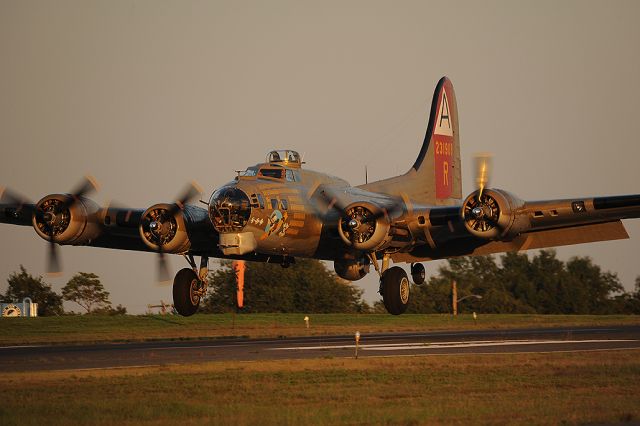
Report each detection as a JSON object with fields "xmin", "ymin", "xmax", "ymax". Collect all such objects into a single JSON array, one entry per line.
[
  {"xmin": 173, "ymin": 268, "xmax": 201, "ymax": 316},
  {"xmin": 368, "ymin": 253, "xmax": 411, "ymax": 315},
  {"xmin": 381, "ymin": 266, "xmax": 410, "ymax": 315},
  {"xmin": 173, "ymin": 255, "xmax": 209, "ymax": 316}
]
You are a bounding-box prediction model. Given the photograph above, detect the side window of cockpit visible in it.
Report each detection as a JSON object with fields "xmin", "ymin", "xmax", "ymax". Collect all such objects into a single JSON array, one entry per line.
[
  {"xmin": 280, "ymin": 199, "xmax": 289, "ymax": 210},
  {"xmin": 259, "ymin": 169, "xmax": 284, "ymax": 179},
  {"xmin": 285, "ymin": 169, "xmax": 295, "ymax": 182},
  {"xmin": 270, "ymin": 199, "xmax": 278, "ymax": 210}
]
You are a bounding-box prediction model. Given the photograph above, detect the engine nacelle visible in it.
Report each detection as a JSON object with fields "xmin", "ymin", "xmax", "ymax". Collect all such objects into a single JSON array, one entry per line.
[
  {"xmin": 334, "ymin": 258, "xmax": 370, "ymax": 281},
  {"xmin": 139, "ymin": 203, "xmax": 191, "ymax": 253},
  {"xmin": 461, "ymin": 189, "xmax": 529, "ymax": 240},
  {"xmin": 338, "ymin": 202, "xmax": 392, "ymax": 251},
  {"xmin": 32, "ymin": 194, "xmax": 102, "ymax": 245}
]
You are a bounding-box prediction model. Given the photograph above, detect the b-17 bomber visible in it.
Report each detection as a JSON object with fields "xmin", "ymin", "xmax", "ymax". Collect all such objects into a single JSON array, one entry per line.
[{"xmin": 2, "ymin": 77, "xmax": 639, "ymax": 316}]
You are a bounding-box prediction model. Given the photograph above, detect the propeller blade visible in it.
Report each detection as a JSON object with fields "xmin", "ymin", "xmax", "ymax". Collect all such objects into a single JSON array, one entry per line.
[
  {"xmin": 63, "ymin": 175, "xmax": 100, "ymax": 209},
  {"xmin": 0, "ymin": 186, "xmax": 32, "ymax": 207},
  {"xmin": 45, "ymin": 233, "xmax": 62, "ymax": 276},
  {"xmin": 474, "ymin": 153, "xmax": 493, "ymax": 201},
  {"xmin": 156, "ymin": 250, "xmax": 171, "ymax": 284},
  {"xmin": 307, "ymin": 184, "xmax": 349, "ymax": 218},
  {"xmin": 168, "ymin": 181, "xmax": 203, "ymax": 216}
]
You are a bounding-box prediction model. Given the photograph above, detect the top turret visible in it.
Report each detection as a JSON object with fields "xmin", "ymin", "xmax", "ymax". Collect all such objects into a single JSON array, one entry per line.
[{"xmin": 266, "ymin": 150, "xmax": 302, "ymax": 168}]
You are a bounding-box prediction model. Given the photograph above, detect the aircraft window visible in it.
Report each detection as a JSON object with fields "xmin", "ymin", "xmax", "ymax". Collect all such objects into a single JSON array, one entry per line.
[
  {"xmin": 267, "ymin": 150, "xmax": 301, "ymax": 165},
  {"xmin": 269, "ymin": 152, "xmax": 282, "ymax": 162},
  {"xmin": 257, "ymin": 194, "xmax": 265, "ymax": 209},
  {"xmin": 281, "ymin": 199, "xmax": 289, "ymax": 210},
  {"xmin": 285, "ymin": 170, "xmax": 295, "ymax": 182},
  {"xmin": 259, "ymin": 168, "xmax": 284, "ymax": 179},
  {"xmin": 249, "ymin": 194, "xmax": 260, "ymax": 208},
  {"xmin": 208, "ymin": 186, "xmax": 251, "ymax": 232},
  {"xmin": 242, "ymin": 168, "xmax": 258, "ymax": 177},
  {"xmin": 270, "ymin": 199, "xmax": 278, "ymax": 210}
]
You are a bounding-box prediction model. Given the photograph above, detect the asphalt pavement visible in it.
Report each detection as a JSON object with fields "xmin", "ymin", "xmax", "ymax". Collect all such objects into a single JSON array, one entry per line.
[{"xmin": 1, "ymin": 325, "xmax": 639, "ymax": 372}]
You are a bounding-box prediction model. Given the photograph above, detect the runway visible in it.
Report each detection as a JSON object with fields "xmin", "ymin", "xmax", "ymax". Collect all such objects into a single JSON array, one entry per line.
[{"xmin": 2, "ymin": 325, "xmax": 639, "ymax": 372}]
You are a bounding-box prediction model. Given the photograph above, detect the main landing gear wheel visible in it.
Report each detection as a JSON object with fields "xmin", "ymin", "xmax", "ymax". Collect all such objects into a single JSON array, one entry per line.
[
  {"xmin": 173, "ymin": 268, "xmax": 201, "ymax": 316},
  {"xmin": 381, "ymin": 266, "xmax": 410, "ymax": 315}
]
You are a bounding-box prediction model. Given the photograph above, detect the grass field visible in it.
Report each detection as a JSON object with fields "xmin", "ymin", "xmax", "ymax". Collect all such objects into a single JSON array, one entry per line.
[
  {"xmin": 1, "ymin": 350, "xmax": 639, "ymax": 425},
  {"xmin": 1, "ymin": 313, "xmax": 640, "ymax": 345}
]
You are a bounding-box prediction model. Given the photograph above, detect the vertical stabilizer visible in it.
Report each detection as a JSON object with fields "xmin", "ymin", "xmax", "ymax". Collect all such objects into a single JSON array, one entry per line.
[{"xmin": 358, "ymin": 77, "xmax": 462, "ymax": 206}]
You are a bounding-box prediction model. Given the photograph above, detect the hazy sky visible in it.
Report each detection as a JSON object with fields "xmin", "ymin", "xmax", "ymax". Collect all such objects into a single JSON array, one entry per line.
[{"xmin": 1, "ymin": 1, "xmax": 639, "ymax": 313}]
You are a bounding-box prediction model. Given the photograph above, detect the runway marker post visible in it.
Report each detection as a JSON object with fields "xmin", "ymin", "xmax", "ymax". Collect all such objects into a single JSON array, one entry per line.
[
  {"xmin": 355, "ymin": 331, "xmax": 361, "ymax": 359},
  {"xmin": 304, "ymin": 316, "xmax": 310, "ymax": 329}
]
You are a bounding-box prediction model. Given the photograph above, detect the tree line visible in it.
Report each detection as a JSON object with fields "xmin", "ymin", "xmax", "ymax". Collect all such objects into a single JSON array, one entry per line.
[
  {"xmin": 1, "ymin": 266, "xmax": 125, "ymax": 315},
  {"xmin": 400, "ymin": 250, "xmax": 640, "ymax": 315},
  {"xmin": 3, "ymin": 250, "xmax": 640, "ymax": 315},
  {"xmin": 205, "ymin": 251, "xmax": 640, "ymax": 315}
]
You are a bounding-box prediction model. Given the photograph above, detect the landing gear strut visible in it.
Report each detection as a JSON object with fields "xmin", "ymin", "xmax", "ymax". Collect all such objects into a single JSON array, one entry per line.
[
  {"xmin": 368, "ymin": 253, "xmax": 410, "ymax": 315},
  {"xmin": 173, "ymin": 255, "xmax": 209, "ymax": 316}
]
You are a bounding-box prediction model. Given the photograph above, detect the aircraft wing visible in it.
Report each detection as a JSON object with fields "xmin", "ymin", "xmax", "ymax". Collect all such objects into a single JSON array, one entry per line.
[
  {"xmin": 0, "ymin": 196, "xmax": 219, "ymax": 255},
  {"xmin": 393, "ymin": 192, "xmax": 640, "ymax": 263}
]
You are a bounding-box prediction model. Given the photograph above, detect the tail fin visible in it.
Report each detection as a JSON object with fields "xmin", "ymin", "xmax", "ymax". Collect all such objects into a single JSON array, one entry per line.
[{"xmin": 358, "ymin": 77, "xmax": 462, "ymax": 206}]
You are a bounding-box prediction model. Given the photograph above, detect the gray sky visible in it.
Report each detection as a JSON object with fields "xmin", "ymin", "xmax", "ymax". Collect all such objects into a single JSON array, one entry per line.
[{"xmin": 1, "ymin": 0, "xmax": 639, "ymax": 313}]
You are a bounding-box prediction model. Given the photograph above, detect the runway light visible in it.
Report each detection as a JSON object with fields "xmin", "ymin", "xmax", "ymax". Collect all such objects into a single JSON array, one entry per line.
[
  {"xmin": 304, "ymin": 316, "xmax": 309, "ymax": 329},
  {"xmin": 355, "ymin": 331, "xmax": 361, "ymax": 359},
  {"xmin": 473, "ymin": 312, "xmax": 478, "ymax": 323}
]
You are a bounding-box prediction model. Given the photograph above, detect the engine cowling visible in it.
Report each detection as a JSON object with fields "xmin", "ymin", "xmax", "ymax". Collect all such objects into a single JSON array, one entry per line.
[
  {"xmin": 461, "ymin": 188, "xmax": 529, "ymax": 239},
  {"xmin": 139, "ymin": 203, "xmax": 191, "ymax": 253},
  {"xmin": 334, "ymin": 257, "xmax": 370, "ymax": 281},
  {"xmin": 32, "ymin": 194, "xmax": 102, "ymax": 245},
  {"xmin": 338, "ymin": 202, "xmax": 392, "ymax": 251}
]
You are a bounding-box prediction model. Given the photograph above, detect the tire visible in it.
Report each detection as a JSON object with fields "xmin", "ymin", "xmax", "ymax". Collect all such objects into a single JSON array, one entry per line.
[
  {"xmin": 173, "ymin": 268, "xmax": 200, "ymax": 317},
  {"xmin": 381, "ymin": 266, "xmax": 410, "ymax": 315}
]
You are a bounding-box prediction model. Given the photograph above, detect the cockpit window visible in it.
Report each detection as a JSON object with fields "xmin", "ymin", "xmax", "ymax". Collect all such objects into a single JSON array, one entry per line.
[
  {"xmin": 241, "ymin": 167, "xmax": 258, "ymax": 177},
  {"xmin": 259, "ymin": 168, "xmax": 284, "ymax": 179},
  {"xmin": 285, "ymin": 169, "xmax": 295, "ymax": 182}
]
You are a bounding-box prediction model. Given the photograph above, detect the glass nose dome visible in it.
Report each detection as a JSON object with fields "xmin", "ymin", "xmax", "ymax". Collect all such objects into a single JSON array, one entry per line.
[{"xmin": 208, "ymin": 186, "xmax": 251, "ymax": 232}]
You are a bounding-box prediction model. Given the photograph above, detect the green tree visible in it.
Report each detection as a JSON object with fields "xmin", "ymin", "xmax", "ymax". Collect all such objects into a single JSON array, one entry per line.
[
  {"xmin": 203, "ymin": 259, "xmax": 369, "ymax": 313},
  {"xmin": 565, "ymin": 257, "xmax": 623, "ymax": 314},
  {"xmin": 2, "ymin": 265, "xmax": 63, "ymax": 316},
  {"xmin": 61, "ymin": 272, "xmax": 111, "ymax": 314},
  {"xmin": 402, "ymin": 250, "xmax": 628, "ymax": 315}
]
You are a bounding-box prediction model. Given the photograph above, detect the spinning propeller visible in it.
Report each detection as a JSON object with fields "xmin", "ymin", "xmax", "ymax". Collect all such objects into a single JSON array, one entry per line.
[
  {"xmin": 308, "ymin": 183, "xmax": 402, "ymax": 247},
  {"xmin": 143, "ymin": 181, "xmax": 202, "ymax": 283},
  {"xmin": 37, "ymin": 176, "xmax": 100, "ymax": 275},
  {"xmin": 463, "ymin": 153, "xmax": 500, "ymax": 234},
  {"xmin": 0, "ymin": 186, "xmax": 31, "ymax": 209}
]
